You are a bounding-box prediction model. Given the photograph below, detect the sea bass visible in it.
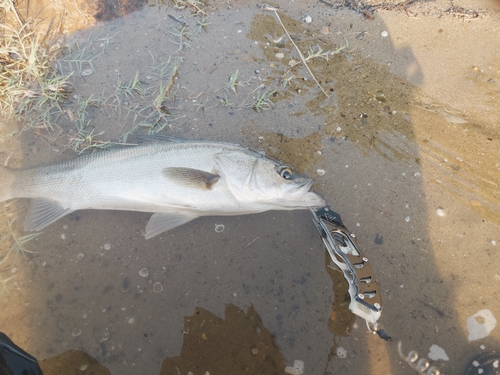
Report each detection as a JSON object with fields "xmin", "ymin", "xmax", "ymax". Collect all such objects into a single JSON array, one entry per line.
[{"xmin": 0, "ymin": 137, "xmax": 326, "ymax": 239}]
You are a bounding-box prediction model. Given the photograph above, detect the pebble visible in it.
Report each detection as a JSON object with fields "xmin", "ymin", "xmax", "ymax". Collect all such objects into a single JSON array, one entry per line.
[
  {"xmin": 215, "ymin": 224, "xmax": 225, "ymax": 233},
  {"xmin": 61, "ymin": 233, "xmax": 66, "ymax": 240},
  {"xmin": 139, "ymin": 268, "xmax": 149, "ymax": 277},
  {"xmin": 336, "ymin": 347, "xmax": 347, "ymax": 358},
  {"xmin": 103, "ymin": 243, "xmax": 112, "ymax": 251},
  {"xmin": 436, "ymin": 208, "xmax": 445, "ymax": 217},
  {"xmin": 285, "ymin": 360, "xmax": 304, "ymax": 375},
  {"xmin": 381, "ymin": 30, "xmax": 389, "ymax": 37},
  {"xmin": 336, "ymin": 126, "xmax": 342, "ymax": 132},
  {"xmin": 302, "ymin": 14, "xmax": 312, "ymax": 23},
  {"xmin": 77, "ymin": 253, "xmax": 84, "ymax": 260},
  {"xmin": 275, "ymin": 53, "xmax": 285, "ymax": 59},
  {"xmin": 316, "ymin": 169, "xmax": 325, "ymax": 176},
  {"xmin": 128, "ymin": 317, "xmax": 135, "ymax": 324},
  {"xmin": 251, "ymin": 347, "xmax": 259, "ymax": 355},
  {"xmin": 405, "ymin": 216, "xmax": 411, "ymax": 222}
]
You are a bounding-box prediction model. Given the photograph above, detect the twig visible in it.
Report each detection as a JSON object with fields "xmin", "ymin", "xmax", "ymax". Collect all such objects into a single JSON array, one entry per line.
[
  {"xmin": 168, "ymin": 14, "xmax": 187, "ymax": 26},
  {"xmin": 239, "ymin": 236, "xmax": 260, "ymax": 252},
  {"xmin": 272, "ymin": 11, "xmax": 329, "ymax": 98},
  {"xmin": 7, "ymin": 0, "xmax": 24, "ymax": 28},
  {"xmin": 187, "ymin": 0, "xmax": 208, "ymax": 16}
]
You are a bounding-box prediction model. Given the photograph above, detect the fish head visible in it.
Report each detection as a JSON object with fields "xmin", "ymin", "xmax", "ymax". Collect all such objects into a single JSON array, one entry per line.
[{"xmin": 216, "ymin": 151, "xmax": 326, "ymax": 210}]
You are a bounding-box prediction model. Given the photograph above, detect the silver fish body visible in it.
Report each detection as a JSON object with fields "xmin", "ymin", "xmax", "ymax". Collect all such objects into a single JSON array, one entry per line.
[{"xmin": 0, "ymin": 138, "xmax": 326, "ymax": 238}]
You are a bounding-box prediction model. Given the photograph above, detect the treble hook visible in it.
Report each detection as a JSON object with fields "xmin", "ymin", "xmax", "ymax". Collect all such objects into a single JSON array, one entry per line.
[{"xmin": 397, "ymin": 342, "xmax": 445, "ymax": 375}]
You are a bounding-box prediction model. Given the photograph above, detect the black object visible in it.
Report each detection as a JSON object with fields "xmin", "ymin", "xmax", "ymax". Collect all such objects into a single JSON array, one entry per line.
[
  {"xmin": 0, "ymin": 332, "xmax": 43, "ymax": 375},
  {"xmin": 464, "ymin": 353, "xmax": 500, "ymax": 375},
  {"xmin": 376, "ymin": 329, "xmax": 392, "ymax": 341}
]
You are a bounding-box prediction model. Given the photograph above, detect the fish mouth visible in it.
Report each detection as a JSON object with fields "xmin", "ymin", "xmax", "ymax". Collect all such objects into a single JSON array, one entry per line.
[{"xmin": 289, "ymin": 179, "xmax": 327, "ymax": 207}]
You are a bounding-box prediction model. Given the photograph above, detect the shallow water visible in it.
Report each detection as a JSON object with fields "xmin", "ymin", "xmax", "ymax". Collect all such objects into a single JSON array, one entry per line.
[{"xmin": 1, "ymin": 2, "xmax": 499, "ymax": 375}]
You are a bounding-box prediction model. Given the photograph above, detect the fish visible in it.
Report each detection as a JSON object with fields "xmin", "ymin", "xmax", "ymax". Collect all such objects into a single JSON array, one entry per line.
[{"xmin": 0, "ymin": 137, "xmax": 326, "ymax": 239}]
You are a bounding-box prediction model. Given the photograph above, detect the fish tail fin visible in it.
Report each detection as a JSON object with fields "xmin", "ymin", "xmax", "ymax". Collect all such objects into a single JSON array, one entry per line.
[{"xmin": 0, "ymin": 166, "xmax": 15, "ymax": 203}]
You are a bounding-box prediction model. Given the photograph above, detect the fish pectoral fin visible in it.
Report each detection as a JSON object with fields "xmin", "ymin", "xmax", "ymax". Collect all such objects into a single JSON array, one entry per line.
[
  {"xmin": 145, "ymin": 212, "xmax": 199, "ymax": 239},
  {"xmin": 163, "ymin": 167, "xmax": 220, "ymax": 190},
  {"xmin": 24, "ymin": 198, "xmax": 73, "ymax": 231}
]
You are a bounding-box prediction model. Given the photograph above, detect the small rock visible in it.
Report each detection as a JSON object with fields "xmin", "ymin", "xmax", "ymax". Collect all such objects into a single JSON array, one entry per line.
[
  {"xmin": 275, "ymin": 53, "xmax": 285, "ymax": 59},
  {"xmin": 251, "ymin": 347, "xmax": 259, "ymax": 355},
  {"xmin": 337, "ymin": 347, "xmax": 347, "ymax": 359},
  {"xmin": 302, "ymin": 14, "xmax": 312, "ymax": 23},
  {"xmin": 139, "ymin": 268, "xmax": 149, "ymax": 277},
  {"xmin": 436, "ymin": 208, "xmax": 445, "ymax": 217},
  {"xmin": 381, "ymin": 30, "xmax": 389, "ymax": 37},
  {"xmin": 321, "ymin": 26, "xmax": 329, "ymax": 35},
  {"xmin": 316, "ymin": 169, "xmax": 325, "ymax": 176},
  {"xmin": 428, "ymin": 344, "xmax": 449, "ymax": 361}
]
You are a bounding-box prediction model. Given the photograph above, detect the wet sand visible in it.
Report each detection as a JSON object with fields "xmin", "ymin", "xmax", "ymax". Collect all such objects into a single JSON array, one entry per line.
[{"xmin": 1, "ymin": 0, "xmax": 499, "ymax": 374}]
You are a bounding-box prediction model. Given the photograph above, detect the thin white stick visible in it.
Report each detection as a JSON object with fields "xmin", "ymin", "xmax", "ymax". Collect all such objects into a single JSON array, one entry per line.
[{"xmin": 273, "ymin": 11, "xmax": 329, "ymax": 98}]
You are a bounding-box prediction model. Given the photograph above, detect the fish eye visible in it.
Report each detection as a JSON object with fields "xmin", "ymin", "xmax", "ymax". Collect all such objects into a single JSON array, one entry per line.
[{"xmin": 278, "ymin": 165, "xmax": 293, "ymax": 180}]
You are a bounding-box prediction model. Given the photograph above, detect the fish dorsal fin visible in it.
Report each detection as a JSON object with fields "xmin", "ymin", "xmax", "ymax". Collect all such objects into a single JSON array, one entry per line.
[
  {"xmin": 24, "ymin": 199, "xmax": 73, "ymax": 231},
  {"xmin": 137, "ymin": 135, "xmax": 186, "ymax": 143},
  {"xmin": 145, "ymin": 212, "xmax": 199, "ymax": 239},
  {"xmin": 163, "ymin": 167, "xmax": 220, "ymax": 190}
]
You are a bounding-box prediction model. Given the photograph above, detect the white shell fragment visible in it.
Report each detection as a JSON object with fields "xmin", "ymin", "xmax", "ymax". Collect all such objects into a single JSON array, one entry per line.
[
  {"xmin": 428, "ymin": 344, "xmax": 449, "ymax": 361},
  {"xmin": 81, "ymin": 69, "xmax": 93, "ymax": 76},
  {"xmin": 436, "ymin": 208, "xmax": 446, "ymax": 217},
  {"xmin": 336, "ymin": 346, "xmax": 347, "ymax": 359},
  {"xmin": 103, "ymin": 243, "xmax": 112, "ymax": 251},
  {"xmin": 381, "ymin": 30, "xmax": 389, "ymax": 37},
  {"xmin": 275, "ymin": 53, "xmax": 285, "ymax": 59},
  {"xmin": 77, "ymin": 253, "xmax": 84, "ymax": 260},
  {"xmin": 139, "ymin": 268, "xmax": 149, "ymax": 277},
  {"xmin": 467, "ymin": 309, "xmax": 497, "ymax": 341},
  {"xmin": 316, "ymin": 169, "xmax": 325, "ymax": 176},
  {"xmin": 72, "ymin": 328, "xmax": 82, "ymax": 337},
  {"xmin": 153, "ymin": 282, "xmax": 163, "ymax": 293},
  {"xmin": 285, "ymin": 360, "xmax": 304, "ymax": 375},
  {"xmin": 215, "ymin": 224, "xmax": 225, "ymax": 233}
]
